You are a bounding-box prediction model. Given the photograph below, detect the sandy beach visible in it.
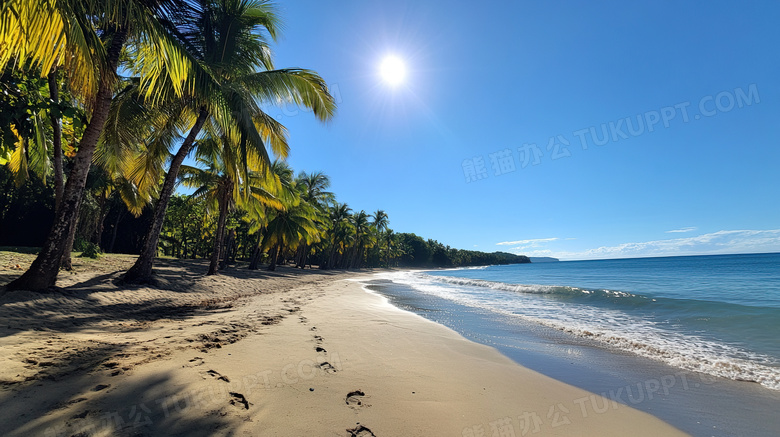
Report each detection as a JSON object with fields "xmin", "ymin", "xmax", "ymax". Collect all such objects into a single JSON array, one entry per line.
[{"xmin": 0, "ymin": 254, "xmax": 685, "ymax": 436}]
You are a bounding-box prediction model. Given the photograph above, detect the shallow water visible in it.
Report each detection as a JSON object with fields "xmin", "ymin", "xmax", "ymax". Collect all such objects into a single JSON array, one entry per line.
[{"xmin": 365, "ymin": 253, "xmax": 780, "ymax": 436}]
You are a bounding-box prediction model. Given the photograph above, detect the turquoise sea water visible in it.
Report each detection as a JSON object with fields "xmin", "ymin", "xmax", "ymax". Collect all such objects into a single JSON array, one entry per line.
[{"xmin": 384, "ymin": 253, "xmax": 780, "ymax": 390}]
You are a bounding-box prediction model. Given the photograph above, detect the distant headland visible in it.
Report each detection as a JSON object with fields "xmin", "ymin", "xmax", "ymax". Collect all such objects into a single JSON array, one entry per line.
[{"xmin": 529, "ymin": 257, "xmax": 560, "ymax": 263}]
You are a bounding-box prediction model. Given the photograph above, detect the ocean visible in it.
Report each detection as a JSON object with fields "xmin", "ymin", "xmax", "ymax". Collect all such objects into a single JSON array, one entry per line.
[{"xmin": 366, "ymin": 252, "xmax": 780, "ymax": 436}]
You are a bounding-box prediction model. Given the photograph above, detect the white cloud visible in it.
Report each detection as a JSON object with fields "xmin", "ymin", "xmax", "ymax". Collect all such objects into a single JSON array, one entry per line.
[
  {"xmin": 666, "ymin": 227, "xmax": 698, "ymax": 233},
  {"xmin": 496, "ymin": 237, "xmax": 558, "ymax": 246},
  {"xmin": 546, "ymin": 229, "xmax": 780, "ymax": 260}
]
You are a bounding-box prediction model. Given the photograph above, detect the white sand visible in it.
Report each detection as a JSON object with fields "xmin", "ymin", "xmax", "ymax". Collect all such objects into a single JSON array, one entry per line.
[{"xmin": 0, "ymin": 258, "xmax": 686, "ymax": 436}]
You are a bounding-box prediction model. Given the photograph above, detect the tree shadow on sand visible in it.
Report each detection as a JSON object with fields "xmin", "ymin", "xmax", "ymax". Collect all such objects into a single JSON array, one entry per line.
[
  {"xmin": 0, "ymin": 367, "xmax": 242, "ymax": 436},
  {"xmin": 0, "ymin": 259, "xmax": 348, "ymax": 436}
]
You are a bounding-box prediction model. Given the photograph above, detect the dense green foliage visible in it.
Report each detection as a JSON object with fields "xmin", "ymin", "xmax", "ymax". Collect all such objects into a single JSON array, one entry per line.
[
  {"xmin": 0, "ymin": 163, "xmax": 530, "ymax": 269},
  {"xmin": 0, "ymin": 0, "xmax": 529, "ymax": 289}
]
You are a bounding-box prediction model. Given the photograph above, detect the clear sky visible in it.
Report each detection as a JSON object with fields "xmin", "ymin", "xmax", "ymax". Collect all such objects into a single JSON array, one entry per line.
[{"xmin": 252, "ymin": 0, "xmax": 780, "ymax": 260}]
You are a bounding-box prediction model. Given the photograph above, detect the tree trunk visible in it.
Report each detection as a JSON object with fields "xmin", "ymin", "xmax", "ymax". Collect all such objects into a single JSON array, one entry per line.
[
  {"xmin": 179, "ymin": 218, "xmax": 186, "ymax": 259},
  {"xmin": 221, "ymin": 228, "xmax": 235, "ymax": 270},
  {"xmin": 108, "ymin": 208, "xmax": 126, "ymax": 253},
  {"xmin": 123, "ymin": 107, "xmax": 209, "ymax": 283},
  {"xmin": 48, "ymin": 69, "xmax": 64, "ymax": 213},
  {"xmin": 295, "ymin": 243, "xmax": 306, "ymax": 268},
  {"xmin": 59, "ymin": 208, "xmax": 78, "ymax": 270},
  {"xmin": 386, "ymin": 248, "xmax": 390, "ymax": 268},
  {"xmin": 248, "ymin": 231, "xmax": 263, "ymax": 270},
  {"xmin": 208, "ymin": 193, "xmax": 230, "ymax": 276},
  {"xmin": 267, "ymin": 244, "xmax": 279, "ymax": 271},
  {"xmin": 93, "ymin": 194, "xmax": 108, "ymax": 246},
  {"xmin": 7, "ymin": 30, "xmax": 127, "ymax": 291}
]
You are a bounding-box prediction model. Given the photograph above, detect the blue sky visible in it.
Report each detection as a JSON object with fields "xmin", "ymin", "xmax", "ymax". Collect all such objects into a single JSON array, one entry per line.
[{"xmin": 249, "ymin": 0, "xmax": 780, "ymax": 260}]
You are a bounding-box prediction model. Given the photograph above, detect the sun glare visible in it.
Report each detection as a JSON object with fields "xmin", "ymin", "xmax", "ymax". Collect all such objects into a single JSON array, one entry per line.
[{"xmin": 380, "ymin": 55, "xmax": 406, "ymax": 86}]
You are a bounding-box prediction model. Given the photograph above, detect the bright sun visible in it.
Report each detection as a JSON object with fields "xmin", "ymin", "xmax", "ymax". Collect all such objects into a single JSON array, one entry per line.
[{"xmin": 380, "ymin": 56, "xmax": 406, "ymax": 86}]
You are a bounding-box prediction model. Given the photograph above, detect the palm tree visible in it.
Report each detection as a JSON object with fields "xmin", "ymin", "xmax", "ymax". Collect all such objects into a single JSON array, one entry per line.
[
  {"xmin": 80, "ymin": 165, "xmax": 153, "ymax": 248},
  {"xmin": 298, "ymin": 171, "xmax": 335, "ymax": 211},
  {"xmin": 3, "ymin": 0, "xmax": 204, "ymax": 291},
  {"xmin": 365, "ymin": 210, "xmax": 389, "ymax": 266},
  {"xmin": 178, "ymin": 146, "xmax": 237, "ymax": 275},
  {"xmin": 261, "ymin": 164, "xmax": 319, "ymax": 271},
  {"xmin": 320, "ymin": 202, "xmax": 352, "ymax": 269},
  {"xmin": 382, "ymin": 229, "xmax": 403, "ymax": 267},
  {"xmin": 179, "ymin": 134, "xmax": 280, "ymax": 275},
  {"xmin": 246, "ymin": 161, "xmax": 292, "ymax": 270},
  {"xmin": 349, "ymin": 210, "xmax": 373, "ymax": 268},
  {"xmin": 373, "ymin": 210, "xmax": 389, "ymax": 231},
  {"xmin": 293, "ymin": 171, "xmax": 332, "ymax": 268},
  {"xmin": 123, "ymin": 0, "xmax": 336, "ymax": 283}
]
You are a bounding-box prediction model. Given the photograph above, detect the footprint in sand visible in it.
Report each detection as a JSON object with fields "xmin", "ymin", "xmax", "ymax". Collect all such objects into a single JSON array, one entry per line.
[
  {"xmin": 346, "ymin": 424, "xmax": 376, "ymax": 437},
  {"xmin": 229, "ymin": 392, "xmax": 250, "ymax": 410},
  {"xmin": 318, "ymin": 361, "xmax": 337, "ymax": 374},
  {"xmin": 186, "ymin": 356, "xmax": 205, "ymax": 367},
  {"xmin": 203, "ymin": 369, "xmax": 230, "ymax": 382},
  {"xmin": 346, "ymin": 390, "xmax": 368, "ymax": 408},
  {"xmin": 315, "ymin": 346, "xmax": 326, "ymax": 353},
  {"xmin": 313, "ymin": 335, "xmax": 324, "ymax": 344}
]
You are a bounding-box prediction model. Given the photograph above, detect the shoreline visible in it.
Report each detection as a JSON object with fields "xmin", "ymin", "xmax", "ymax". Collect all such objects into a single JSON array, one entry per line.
[
  {"xmin": 368, "ymin": 273, "xmax": 780, "ymax": 436},
  {"xmin": 0, "ymin": 259, "xmax": 684, "ymax": 436}
]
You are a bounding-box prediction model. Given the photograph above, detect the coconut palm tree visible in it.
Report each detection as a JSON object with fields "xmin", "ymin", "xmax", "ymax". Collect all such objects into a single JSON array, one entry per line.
[
  {"xmin": 261, "ymin": 164, "xmax": 319, "ymax": 271},
  {"xmin": 179, "ymin": 133, "xmax": 280, "ymax": 275},
  {"xmin": 298, "ymin": 171, "xmax": 335, "ymax": 211},
  {"xmin": 372, "ymin": 210, "xmax": 389, "ymax": 233},
  {"xmin": 3, "ymin": 0, "xmax": 204, "ymax": 291},
  {"xmin": 245, "ymin": 160, "xmax": 293, "ymax": 270},
  {"xmin": 320, "ymin": 202, "xmax": 352, "ymax": 269},
  {"xmin": 292, "ymin": 171, "xmax": 332, "ymax": 268},
  {"xmin": 123, "ymin": 0, "xmax": 336, "ymax": 283},
  {"xmin": 364, "ymin": 210, "xmax": 389, "ymax": 266},
  {"xmin": 348, "ymin": 210, "xmax": 373, "ymax": 268}
]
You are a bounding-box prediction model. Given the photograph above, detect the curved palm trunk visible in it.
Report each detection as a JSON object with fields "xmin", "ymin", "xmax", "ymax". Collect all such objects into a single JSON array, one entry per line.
[
  {"xmin": 208, "ymin": 188, "xmax": 231, "ymax": 275},
  {"xmin": 48, "ymin": 69, "xmax": 64, "ymax": 212},
  {"xmin": 59, "ymin": 217, "xmax": 77, "ymax": 271},
  {"xmin": 7, "ymin": 30, "xmax": 127, "ymax": 291},
  {"xmin": 123, "ymin": 107, "xmax": 209, "ymax": 283},
  {"xmin": 48, "ymin": 65, "xmax": 70, "ymax": 271}
]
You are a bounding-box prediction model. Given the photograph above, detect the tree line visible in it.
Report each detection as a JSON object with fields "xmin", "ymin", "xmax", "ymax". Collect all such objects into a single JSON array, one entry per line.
[
  {"xmin": 0, "ymin": 163, "xmax": 530, "ymax": 271},
  {"xmin": 0, "ymin": 1, "xmax": 528, "ymax": 291}
]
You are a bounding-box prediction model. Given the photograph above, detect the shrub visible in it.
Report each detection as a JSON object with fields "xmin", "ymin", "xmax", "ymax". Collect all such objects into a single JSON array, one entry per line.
[{"xmin": 76, "ymin": 239, "xmax": 102, "ymax": 259}]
